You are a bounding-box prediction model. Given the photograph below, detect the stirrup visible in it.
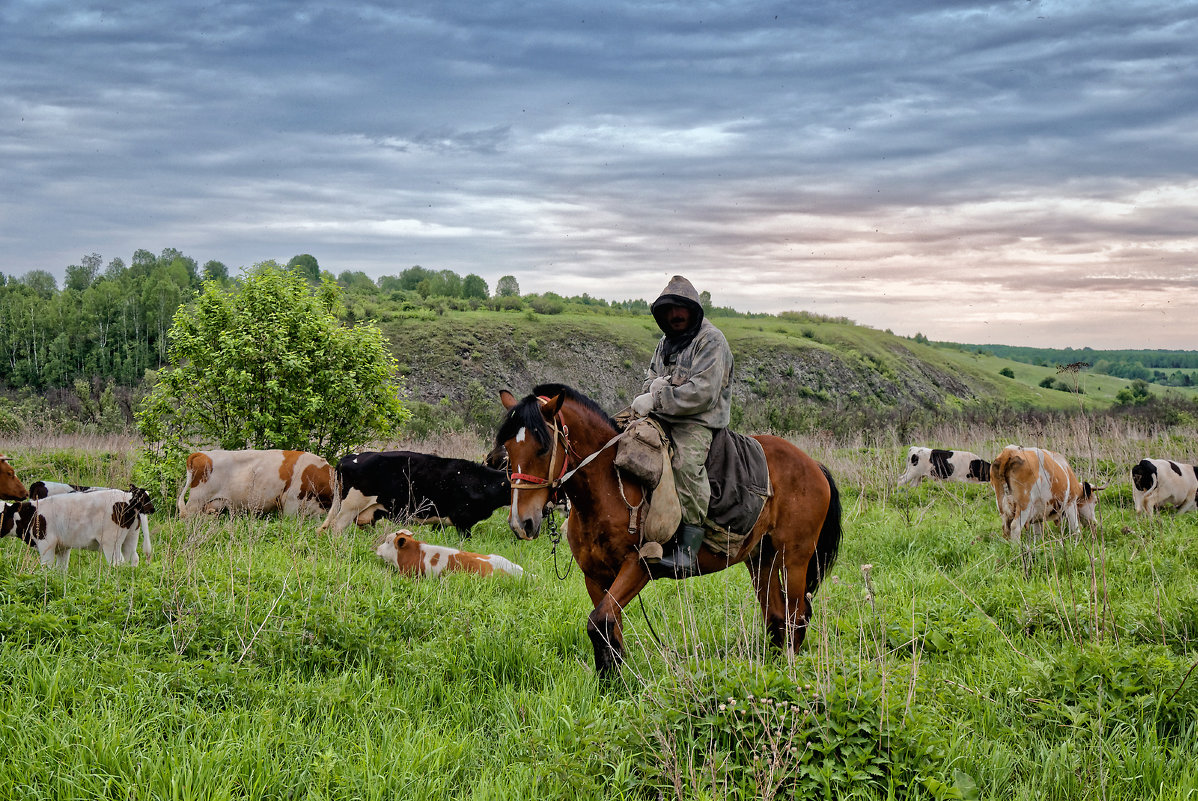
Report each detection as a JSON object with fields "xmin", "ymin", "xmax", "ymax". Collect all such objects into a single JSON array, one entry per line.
[{"xmin": 649, "ymin": 523, "xmax": 705, "ymax": 579}]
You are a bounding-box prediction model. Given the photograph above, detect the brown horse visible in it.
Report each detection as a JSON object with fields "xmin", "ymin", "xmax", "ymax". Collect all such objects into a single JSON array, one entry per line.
[{"xmin": 496, "ymin": 384, "xmax": 842, "ymax": 675}]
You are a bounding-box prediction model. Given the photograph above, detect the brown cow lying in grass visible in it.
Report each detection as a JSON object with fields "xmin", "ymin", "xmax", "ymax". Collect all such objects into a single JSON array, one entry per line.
[{"xmin": 374, "ymin": 530, "xmax": 524, "ymax": 578}]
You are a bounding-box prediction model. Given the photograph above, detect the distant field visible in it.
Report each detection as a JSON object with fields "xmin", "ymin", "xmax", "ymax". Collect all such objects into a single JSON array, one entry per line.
[{"xmin": 3, "ymin": 422, "xmax": 1198, "ymax": 799}]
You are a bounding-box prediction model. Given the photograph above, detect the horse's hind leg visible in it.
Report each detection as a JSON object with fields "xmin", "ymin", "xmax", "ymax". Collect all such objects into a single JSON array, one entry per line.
[
  {"xmin": 746, "ymin": 541, "xmax": 788, "ymax": 651},
  {"xmin": 780, "ymin": 542, "xmax": 819, "ymax": 651}
]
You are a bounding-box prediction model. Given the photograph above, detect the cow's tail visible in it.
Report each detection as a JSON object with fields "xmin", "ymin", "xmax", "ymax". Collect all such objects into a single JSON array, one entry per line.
[
  {"xmin": 317, "ymin": 466, "xmax": 343, "ymax": 532},
  {"xmin": 140, "ymin": 513, "xmax": 153, "ymax": 560},
  {"xmin": 806, "ymin": 463, "xmax": 843, "ymax": 599},
  {"xmin": 176, "ymin": 459, "xmax": 195, "ymax": 515}
]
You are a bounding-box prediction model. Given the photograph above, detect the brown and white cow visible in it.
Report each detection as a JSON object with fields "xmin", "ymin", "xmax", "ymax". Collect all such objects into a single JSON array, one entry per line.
[
  {"xmin": 990, "ymin": 445, "xmax": 1099, "ymax": 544},
  {"xmin": 0, "ymin": 454, "xmax": 27, "ymax": 501},
  {"xmin": 177, "ymin": 449, "xmax": 334, "ymax": 517},
  {"xmin": 1131, "ymin": 458, "xmax": 1198, "ymax": 515},
  {"xmin": 2, "ymin": 486, "xmax": 156, "ymax": 569},
  {"xmin": 898, "ymin": 446, "xmax": 990, "ymax": 486},
  {"xmin": 374, "ymin": 529, "xmax": 524, "ymax": 578}
]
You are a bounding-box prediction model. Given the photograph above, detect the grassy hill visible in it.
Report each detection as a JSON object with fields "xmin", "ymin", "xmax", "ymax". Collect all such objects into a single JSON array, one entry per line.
[{"xmin": 378, "ymin": 307, "xmax": 1198, "ymax": 435}]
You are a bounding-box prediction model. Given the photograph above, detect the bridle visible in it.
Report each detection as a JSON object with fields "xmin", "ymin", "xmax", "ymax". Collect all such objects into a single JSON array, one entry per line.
[
  {"xmin": 505, "ymin": 397, "xmax": 628, "ymax": 497},
  {"xmin": 507, "ymin": 397, "xmax": 572, "ymax": 496}
]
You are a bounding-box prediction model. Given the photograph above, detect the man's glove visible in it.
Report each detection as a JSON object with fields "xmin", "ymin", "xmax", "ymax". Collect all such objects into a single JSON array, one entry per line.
[
  {"xmin": 631, "ymin": 392, "xmax": 655, "ymax": 417},
  {"xmin": 648, "ymin": 376, "xmax": 670, "ymax": 394}
]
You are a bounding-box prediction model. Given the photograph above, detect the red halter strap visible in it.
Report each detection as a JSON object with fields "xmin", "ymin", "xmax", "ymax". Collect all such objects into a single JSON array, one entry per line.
[{"xmin": 508, "ymin": 397, "xmax": 570, "ymax": 489}]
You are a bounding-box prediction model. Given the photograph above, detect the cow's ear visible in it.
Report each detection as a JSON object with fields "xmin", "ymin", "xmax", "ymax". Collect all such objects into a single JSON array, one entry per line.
[
  {"xmin": 541, "ymin": 394, "xmax": 564, "ymax": 419},
  {"xmin": 499, "ymin": 390, "xmax": 518, "ymax": 409},
  {"xmin": 394, "ymin": 532, "xmax": 409, "ymax": 548}
]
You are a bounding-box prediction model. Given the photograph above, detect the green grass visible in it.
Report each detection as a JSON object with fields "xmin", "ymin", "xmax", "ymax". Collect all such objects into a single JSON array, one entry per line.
[{"xmin": 3, "ymin": 431, "xmax": 1198, "ymax": 799}]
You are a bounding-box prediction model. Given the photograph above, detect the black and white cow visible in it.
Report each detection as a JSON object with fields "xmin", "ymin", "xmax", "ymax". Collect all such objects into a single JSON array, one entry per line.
[
  {"xmin": 898, "ymin": 446, "xmax": 991, "ymax": 487},
  {"xmin": 1131, "ymin": 458, "xmax": 1198, "ymax": 515},
  {"xmin": 1, "ymin": 486, "xmax": 156, "ymax": 569},
  {"xmin": 318, "ymin": 450, "xmax": 510, "ymax": 536},
  {"xmin": 28, "ymin": 480, "xmax": 154, "ymax": 561}
]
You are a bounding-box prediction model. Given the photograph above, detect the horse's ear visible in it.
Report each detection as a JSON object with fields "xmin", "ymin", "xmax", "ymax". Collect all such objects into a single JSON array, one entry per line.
[
  {"xmin": 541, "ymin": 394, "xmax": 565, "ymax": 419},
  {"xmin": 499, "ymin": 390, "xmax": 518, "ymax": 409}
]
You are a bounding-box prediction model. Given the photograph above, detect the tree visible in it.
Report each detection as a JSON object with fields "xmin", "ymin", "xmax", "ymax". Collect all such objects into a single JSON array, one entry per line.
[
  {"xmin": 497, "ymin": 275, "xmax": 520, "ymax": 297},
  {"xmin": 65, "ymin": 253, "xmax": 102, "ymax": 292},
  {"xmin": 463, "ymin": 274, "xmax": 488, "ymax": 299},
  {"xmin": 699, "ymin": 290, "xmax": 712, "ymax": 310},
  {"xmin": 136, "ymin": 264, "xmax": 409, "ymax": 480},
  {"xmin": 287, "ymin": 254, "xmax": 320, "ymax": 283},
  {"xmin": 202, "ymin": 260, "xmax": 229, "ymax": 283},
  {"xmin": 999, "ymin": 367, "xmax": 1015, "ymax": 379}
]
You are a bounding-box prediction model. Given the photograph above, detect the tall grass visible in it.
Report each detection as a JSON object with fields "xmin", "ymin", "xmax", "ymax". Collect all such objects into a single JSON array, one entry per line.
[{"xmin": 2, "ymin": 421, "xmax": 1198, "ymax": 799}]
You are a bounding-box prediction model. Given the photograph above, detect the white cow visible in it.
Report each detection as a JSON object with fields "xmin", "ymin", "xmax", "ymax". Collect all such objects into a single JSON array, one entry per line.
[
  {"xmin": 1, "ymin": 487, "xmax": 156, "ymax": 569},
  {"xmin": 898, "ymin": 446, "xmax": 991, "ymax": 486},
  {"xmin": 1131, "ymin": 458, "xmax": 1198, "ymax": 515},
  {"xmin": 28, "ymin": 480, "xmax": 154, "ymax": 561}
]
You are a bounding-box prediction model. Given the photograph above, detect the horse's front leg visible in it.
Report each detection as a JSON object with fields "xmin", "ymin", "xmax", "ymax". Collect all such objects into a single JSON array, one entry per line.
[{"xmin": 585, "ymin": 558, "xmax": 650, "ymax": 676}]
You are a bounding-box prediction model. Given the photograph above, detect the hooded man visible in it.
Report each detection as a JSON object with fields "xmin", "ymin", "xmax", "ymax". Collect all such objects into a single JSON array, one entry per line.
[{"xmin": 630, "ymin": 275, "xmax": 733, "ymax": 578}]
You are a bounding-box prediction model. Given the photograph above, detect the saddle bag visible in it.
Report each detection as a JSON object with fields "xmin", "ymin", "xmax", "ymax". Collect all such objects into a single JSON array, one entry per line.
[{"xmin": 614, "ymin": 418, "xmax": 669, "ymax": 489}]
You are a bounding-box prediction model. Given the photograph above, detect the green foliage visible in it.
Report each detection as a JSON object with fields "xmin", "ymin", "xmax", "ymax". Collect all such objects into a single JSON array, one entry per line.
[
  {"xmin": 136, "ymin": 263, "xmax": 409, "ymax": 468},
  {"xmin": 1039, "ymin": 376, "xmax": 1056, "ymax": 389},
  {"xmin": 496, "ymin": 275, "xmax": 520, "ymax": 297},
  {"xmin": 633, "ymin": 661, "xmax": 966, "ymax": 799},
  {"xmin": 999, "ymin": 367, "xmax": 1015, "ymax": 379},
  {"xmin": 1116, "ymin": 379, "xmax": 1153, "ymax": 406}
]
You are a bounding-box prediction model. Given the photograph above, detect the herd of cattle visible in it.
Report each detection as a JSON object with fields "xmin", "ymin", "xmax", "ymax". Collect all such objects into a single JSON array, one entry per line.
[
  {"xmin": 900, "ymin": 445, "xmax": 1198, "ymax": 542},
  {"xmin": 1, "ymin": 440, "xmax": 1196, "ymax": 572},
  {"xmin": 0, "ymin": 448, "xmax": 517, "ymax": 576}
]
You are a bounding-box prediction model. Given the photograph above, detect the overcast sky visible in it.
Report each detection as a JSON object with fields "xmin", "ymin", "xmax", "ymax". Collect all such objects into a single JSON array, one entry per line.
[{"xmin": 2, "ymin": 0, "xmax": 1195, "ymax": 348}]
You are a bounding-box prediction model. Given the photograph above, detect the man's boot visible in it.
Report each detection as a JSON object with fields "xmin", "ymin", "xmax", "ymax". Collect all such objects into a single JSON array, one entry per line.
[{"xmin": 655, "ymin": 523, "xmax": 705, "ymax": 579}]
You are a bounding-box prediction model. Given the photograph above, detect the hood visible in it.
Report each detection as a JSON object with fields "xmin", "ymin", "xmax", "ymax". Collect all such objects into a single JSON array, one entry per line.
[{"xmin": 650, "ymin": 275, "xmax": 704, "ymax": 342}]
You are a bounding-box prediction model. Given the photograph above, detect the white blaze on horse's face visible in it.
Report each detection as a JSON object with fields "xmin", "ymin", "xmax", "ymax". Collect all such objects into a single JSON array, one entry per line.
[
  {"xmin": 515, "ymin": 427, "xmax": 526, "ymax": 443},
  {"xmin": 506, "ymin": 454, "xmax": 547, "ymax": 540}
]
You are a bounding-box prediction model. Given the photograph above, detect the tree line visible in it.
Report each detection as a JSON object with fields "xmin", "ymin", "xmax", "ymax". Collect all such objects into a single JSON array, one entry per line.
[
  {"xmin": 959, "ymin": 343, "xmax": 1198, "ymax": 387},
  {"xmin": 0, "ymin": 250, "xmax": 675, "ymax": 391}
]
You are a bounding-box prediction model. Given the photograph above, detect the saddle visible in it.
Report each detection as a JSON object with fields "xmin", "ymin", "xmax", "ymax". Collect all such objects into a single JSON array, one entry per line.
[{"xmin": 614, "ymin": 417, "xmax": 772, "ymax": 556}]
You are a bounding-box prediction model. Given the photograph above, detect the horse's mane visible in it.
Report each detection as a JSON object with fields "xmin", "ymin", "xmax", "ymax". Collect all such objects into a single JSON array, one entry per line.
[{"xmin": 494, "ymin": 383, "xmax": 617, "ymax": 452}]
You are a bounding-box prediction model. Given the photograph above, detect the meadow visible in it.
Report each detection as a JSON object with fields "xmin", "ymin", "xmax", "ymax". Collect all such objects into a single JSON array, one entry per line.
[{"xmin": 2, "ymin": 419, "xmax": 1198, "ymax": 800}]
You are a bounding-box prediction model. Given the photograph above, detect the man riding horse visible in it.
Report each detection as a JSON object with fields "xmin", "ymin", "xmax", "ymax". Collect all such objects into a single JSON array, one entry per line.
[{"xmin": 630, "ymin": 275, "xmax": 733, "ymax": 578}]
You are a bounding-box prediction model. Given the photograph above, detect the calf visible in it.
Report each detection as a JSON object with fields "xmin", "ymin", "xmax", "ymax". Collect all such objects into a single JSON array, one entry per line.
[
  {"xmin": 990, "ymin": 445, "xmax": 1099, "ymax": 544},
  {"xmin": 28, "ymin": 480, "xmax": 153, "ymax": 561},
  {"xmin": 1, "ymin": 486, "xmax": 156, "ymax": 569},
  {"xmin": 177, "ymin": 449, "xmax": 334, "ymax": 517},
  {"xmin": 898, "ymin": 446, "xmax": 990, "ymax": 486},
  {"xmin": 0, "ymin": 454, "xmax": 27, "ymax": 501},
  {"xmin": 1131, "ymin": 458, "xmax": 1198, "ymax": 515},
  {"xmin": 375, "ymin": 529, "xmax": 524, "ymax": 578},
  {"xmin": 319, "ymin": 450, "xmax": 510, "ymax": 536}
]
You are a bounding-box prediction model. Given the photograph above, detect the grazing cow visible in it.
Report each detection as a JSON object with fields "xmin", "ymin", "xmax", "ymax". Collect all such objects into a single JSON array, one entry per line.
[
  {"xmin": 1, "ymin": 486, "xmax": 156, "ymax": 569},
  {"xmin": 0, "ymin": 454, "xmax": 27, "ymax": 501},
  {"xmin": 990, "ymin": 445, "xmax": 1099, "ymax": 544},
  {"xmin": 1131, "ymin": 458, "xmax": 1198, "ymax": 515},
  {"xmin": 898, "ymin": 446, "xmax": 991, "ymax": 486},
  {"xmin": 177, "ymin": 449, "xmax": 334, "ymax": 517},
  {"xmin": 28, "ymin": 480, "xmax": 154, "ymax": 561},
  {"xmin": 375, "ymin": 529, "xmax": 524, "ymax": 578},
  {"xmin": 319, "ymin": 450, "xmax": 510, "ymax": 536}
]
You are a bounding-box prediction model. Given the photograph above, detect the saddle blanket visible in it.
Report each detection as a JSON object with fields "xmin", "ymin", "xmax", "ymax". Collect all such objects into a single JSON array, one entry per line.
[{"xmin": 703, "ymin": 428, "xmax": 772, "ymax": 554}]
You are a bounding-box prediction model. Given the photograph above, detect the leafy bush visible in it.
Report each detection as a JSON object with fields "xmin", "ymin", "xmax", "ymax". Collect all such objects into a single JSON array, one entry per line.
[
  {"xmin": 135, "ymin": 264, "xmax": 409, "ymax": 497},
  {"xmin": 631, "ymin": 661, "xmax": 970, "ymax": 799},
  {"xmin": 999, "ymin": 367, "xmax": 1015, "ymax": 379}
]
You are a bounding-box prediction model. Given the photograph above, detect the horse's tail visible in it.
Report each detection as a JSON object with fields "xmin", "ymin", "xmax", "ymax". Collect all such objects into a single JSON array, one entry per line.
[{"xmin": 805, "ymin": 463, "xmax": 843, "ymax": 599}]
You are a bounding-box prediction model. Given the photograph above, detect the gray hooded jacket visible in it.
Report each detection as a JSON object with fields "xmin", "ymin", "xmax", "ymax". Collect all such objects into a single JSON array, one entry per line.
[{"xmin": 641, "ymin": 275, "xmax": 734, "ymax": 429}]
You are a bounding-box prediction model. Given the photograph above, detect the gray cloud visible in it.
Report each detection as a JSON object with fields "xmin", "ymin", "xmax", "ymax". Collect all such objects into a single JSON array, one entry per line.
[{"xmin": 1, "ymin": 0, "xmax": 1196, "ymax": 348}]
